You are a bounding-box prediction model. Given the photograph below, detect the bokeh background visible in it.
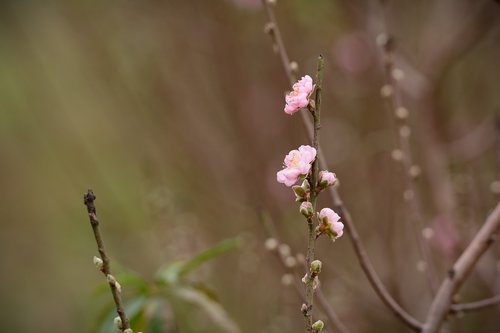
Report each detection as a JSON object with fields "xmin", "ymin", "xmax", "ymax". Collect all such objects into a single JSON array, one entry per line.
[{"xmin": 1, "ymin": 0, "xmax": 499, "ymax": 332}]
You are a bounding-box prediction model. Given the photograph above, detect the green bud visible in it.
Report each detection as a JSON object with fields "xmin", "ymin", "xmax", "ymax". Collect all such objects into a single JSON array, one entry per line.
[
  {"xmin": 93, "ymin": 256, "xmax": 103, "ymax": 270},
  {"xmin": 292, "ymin": 185, "xmax": 307, "ymax": 201},
  {"xmin": 106, "ymin": 274, "xmax": 116, "ymax": 284},
  {"xmin": 312, "ymin": 320, "xmax": 324, "ymax": 332},
  {"xmin": 299, "ymin": 201, "xmax": 313, "ymax": 218},
  {"xmin": 113, "ymin": 316, "xmax": 122, "ymax": 329},
  {"xmin": 310, "ymin": 260, "xmax": 322, "ymax": 275}
]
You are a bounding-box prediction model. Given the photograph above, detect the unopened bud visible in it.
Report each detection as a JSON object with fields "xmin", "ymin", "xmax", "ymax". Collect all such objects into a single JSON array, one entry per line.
[
  {"xmin": 93, "ymin": 256, "xmax": 103, "ymax": 270},
  {"xmin": 301, "ymin": 303, "xmax": 308, "ymax": 314},
  {"xmin": 281, "ymin": 273, "xmax": 294, "ymax": 286},
  {"xmin": 107, "ymin": 274, "xmax": 116, "ymax": 284},
  {"xmin": 395, "ymin": 107, "xmax": 409, "ymax": 119},
  {"xmin": 409, "ymin": 165, "xmax": 421, "ymax": 179},
  {"xmin": 264, "ymin": 238, "xmax": 279, "ymax": 251},
  {"xmin": 392, "ymin": 68, "xmax": 405, "ymax": 81},
  {"xmin": 289, "ymin": 61, "xmax": 299, "ymax": 73},
  {"xmin": 124, "ymin": 329, "xmax": 133, "ymax": 333},
  {"xmin": 391, "ymin": 149, "xmax": 404, "ymax": 161},
  {"xmin": 381, "ymin": 84, "xmax": 393, "ymax": 97},
  {"xmin": 278, "ymin": 244, "xmax": 291, "ymax": 257},
  {"xmin": 318, "ymin": 171, "xmax": 337, "ymax": 188},
  {"xmin": 114, "ymin": 316, "xmax": 122, "ymax": 329},
  {"xmin": 264, "ymin": 22, "xmax": 275, "ymax": 35},
  {"xmin": 300, "ymin": 201, "xmax": 314, "ymax": 218},
  {"xmin": 312, "ymin": 320, "xmax": 325, "ymax": 332},
  {"xmin": 310, "ymin": 260, "xmax": 322, "ymax": 275},
  {"xmin": 284, "ymin": 256, "xmax": 297, "ymax": 268}
]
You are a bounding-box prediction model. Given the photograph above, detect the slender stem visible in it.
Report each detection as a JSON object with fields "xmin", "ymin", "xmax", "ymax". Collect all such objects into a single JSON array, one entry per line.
[
  {"xmin": 261, "ymin": 2, "xmax": 423, "ymax": 331},
  {"xmin": 422, "ymin": 203, "xmax": 500, "ymax": 333},
  {"xmin": 83, "ymin": 190, "xmax": 130, "ymax": 331},
  {"xmin": 259, "ymin": 210, "xmax": 350, "ymax": 333},
  {"xmin": 450, "ymin": 294, "xmax": 500, "ymax": 314},
  {"xmin": 303, "ymin": 56, "xmax": 325, "ymax": 333},
  {"xmin": 377, "ymin": 32, "xmax": 438, "ymax": 294}
]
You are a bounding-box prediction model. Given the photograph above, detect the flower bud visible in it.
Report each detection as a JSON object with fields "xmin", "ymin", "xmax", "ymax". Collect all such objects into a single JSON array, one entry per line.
[
  {"xmin": 124, "ymin": 329, "xmax": 133, "ymax": 333},
  {"xmin": 114, "ymin": 316, "xmax": 122, "ymax": 329},
  {"xmin": 107, "ymin": 274, "xmax": 116, "ymax": 284},
  {"xmin": 93, "ymin": 256, "xmax": 103, "ymax": 270},
  {"xmin": 318, "ymin": 171, "xmax": 337, "ymax": 188},
  {"xmin": 310, "ymin": 260, "xmax": 322, "ymax": 275},
  {"xmin": 264, "ymin": 238, "xmax": 279, "ymax": 251},
  {"xmin": 301, "ymin": 303, "xmax": 308, "ymax": 314},
  {"xmin": 300, "ymin": 201, "xmax": 313, "ymax": 218},
  {"xmin": 312, "ymin": 320, "xmax": 324, "ymax": 332}
]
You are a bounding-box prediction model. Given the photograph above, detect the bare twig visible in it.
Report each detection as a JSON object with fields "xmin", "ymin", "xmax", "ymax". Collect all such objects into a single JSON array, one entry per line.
[
  {"xmin": 377, "ymin": 31, "xmax": 438, "ymax": 294},
  {"xmin": 422, "ymin": 203, "xmax": 500, "ymax": 333},
  {"xmin": 451, "ymin": 293, "xmax": 500, "ymax": 314},
  {"xmin": 261, "ymin": 1, "xmax": 423, "ymax": 331},
  {"xmin": 83, "ymin": 189, "xmax": 131, "ymax": 331}
]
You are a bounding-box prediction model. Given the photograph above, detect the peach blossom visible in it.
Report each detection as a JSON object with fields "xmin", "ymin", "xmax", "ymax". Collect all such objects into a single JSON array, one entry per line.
[{"xmin": 284, "ymin": 75, "xmax": 314, "ymax": 115}]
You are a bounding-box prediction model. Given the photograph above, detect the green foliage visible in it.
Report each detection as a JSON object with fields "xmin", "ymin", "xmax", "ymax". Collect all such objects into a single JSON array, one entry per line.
[{"xmin": 91, "ymin": 238, "xmax": 242, "ymax": 333}]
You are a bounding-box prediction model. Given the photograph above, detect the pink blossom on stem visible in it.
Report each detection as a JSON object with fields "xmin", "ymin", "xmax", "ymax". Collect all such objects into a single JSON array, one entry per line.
[
  {"xmin": 319, "ymin": 171, "xmax": 337, "ymax": 187},
  {"xmin": 277, "ymin": 145, "xmax": 317, "ymax": 187},
  {"xmin": 284, "ymin": 75, "xmax": 314, "ymax": 115},
  {"xmin": 318, "ymin": 208, "xmax": 344, "ymax": 239}
]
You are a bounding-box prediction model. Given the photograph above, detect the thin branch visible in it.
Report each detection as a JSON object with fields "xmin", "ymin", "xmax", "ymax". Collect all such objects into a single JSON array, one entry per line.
[
  {"xmin": 377, "ymin": 31, "xmax": 438, "ymax": 294},
  {"xmin": 261, "ymin": 1, "xmax": 423, "ymax": 331},
  {"xmin": 422, "ymin": 203, "xmax": 500, "ymax": 333},
  {"xmin": 303, "ymin": 56, "xmax": 325, "ymax": 333},
  {"xmin": 450, "ymin": 294, "xmax": 500, "ymax": 314},
  {"xmin": 83, "ymin": 189, "xmax": 131, "ymax": 332},
  {"xmin": 259, "ymin": 210, "xmax": 350, "ymax": 333}
]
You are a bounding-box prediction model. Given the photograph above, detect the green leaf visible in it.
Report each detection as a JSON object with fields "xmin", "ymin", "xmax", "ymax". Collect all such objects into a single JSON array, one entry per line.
[
  {"xmin": 173, "ymin": 286, "xmax": 241, "ymax": 333},
  {"xmin": 156, "ymin": 237, "xmax": 242, "ymax": 285}
]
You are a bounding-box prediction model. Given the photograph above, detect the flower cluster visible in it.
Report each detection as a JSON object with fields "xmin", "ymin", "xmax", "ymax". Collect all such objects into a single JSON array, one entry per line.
[
  {"xmin": 277, "ymin": 75, "xmax": 343, "ymax": 241},
  {"xmin": 318, "ymin": 208, "xmax": 344, "ymax": 240},
  {"xmin": 276, "ymin": 145, "xmax": 317, "ymax": 187},
  {"xmin": 284, "ymin": 75, "xmax": 314, "ymax": 115}
]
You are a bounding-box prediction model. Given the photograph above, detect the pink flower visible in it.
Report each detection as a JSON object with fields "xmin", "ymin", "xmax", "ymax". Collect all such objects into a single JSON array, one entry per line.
[
  {"xmin": 284, "ymin": 75, "xmax": 314, "ymax": 115},
  {"xmin": 318, "ymin": 208, "xmax": 344, "ymax": 239},
  {"xmin": 319, "ymin": 171, "xmax": 337, "ymax": 187},
  {"xmin": 277, "ymin": 145, "xmax": 317, "ymax": 186}
]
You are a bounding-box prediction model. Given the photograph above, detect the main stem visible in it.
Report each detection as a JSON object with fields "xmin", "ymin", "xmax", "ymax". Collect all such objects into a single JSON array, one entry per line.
[
  {"xmin": 303, "ymin": 56, "xmax": 325, "ymax": 333},
  {"xmin": 83, "ymin": 190, "xmax": 130, "ymax": 331}
]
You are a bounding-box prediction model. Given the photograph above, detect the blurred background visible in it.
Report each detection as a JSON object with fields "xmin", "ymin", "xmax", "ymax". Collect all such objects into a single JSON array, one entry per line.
[{"xmin": 0, "ymin": 0, "xmax": 499, "ymax": 332}]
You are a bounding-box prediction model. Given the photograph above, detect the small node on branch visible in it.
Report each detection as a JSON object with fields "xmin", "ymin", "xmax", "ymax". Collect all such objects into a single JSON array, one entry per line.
[
  {"xmin": 310, "ymin": 260, "xmax": 322, "ymax": 276},
  {"xmin": 289, "ymin": 61, "xmax": 299, "ymax": 73},
  {"xmin": 312, "ymin": 320, "xmax": 325, "ymax": 332},
  {"xmin": 84, "ymin": 189, "xmax": 97, "ymax": 215},
  {"xmin": 264, "ymin": 22, "xmax": 275, "ymax": 35},
  {"xmin": 114, "ymin": 316, "xmax": 123, "ymax": 330},
  {"xmin": 264, "ymin": 238, "xmax": 279, "ymax": 251},
  {"xmin": 93, "ymin": 256, "xmax": 104, "ymax": 271}
]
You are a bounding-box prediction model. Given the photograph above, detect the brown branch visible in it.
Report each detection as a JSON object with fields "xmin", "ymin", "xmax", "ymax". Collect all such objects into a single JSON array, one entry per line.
[
  {"xmin": 422, "ymin": 203, "xmax": 500, "ymax": 333},
  {"xmin": 261, "ymin": 1, "xmax": 423, "ymax": 331},
  {"xmin": 83, "ymin": 189, "xmax": 131, "ymax": 332},
  {"xmin": 377, "ymin": 32, "xmax": 438, "ymax": 294},
  {"xmin": 450, "ymin": 293, "xmax": 500, "ymax": 314}
]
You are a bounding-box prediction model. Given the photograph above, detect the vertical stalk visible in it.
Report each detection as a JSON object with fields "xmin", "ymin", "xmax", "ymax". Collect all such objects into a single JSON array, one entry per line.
[
  {"xmin": 303, "ymin": 56, "xmax": 325, "ymax": 333},
  {"xmin": 83, "ymin": 190, "xmax": 131, "ymax": 331}
]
